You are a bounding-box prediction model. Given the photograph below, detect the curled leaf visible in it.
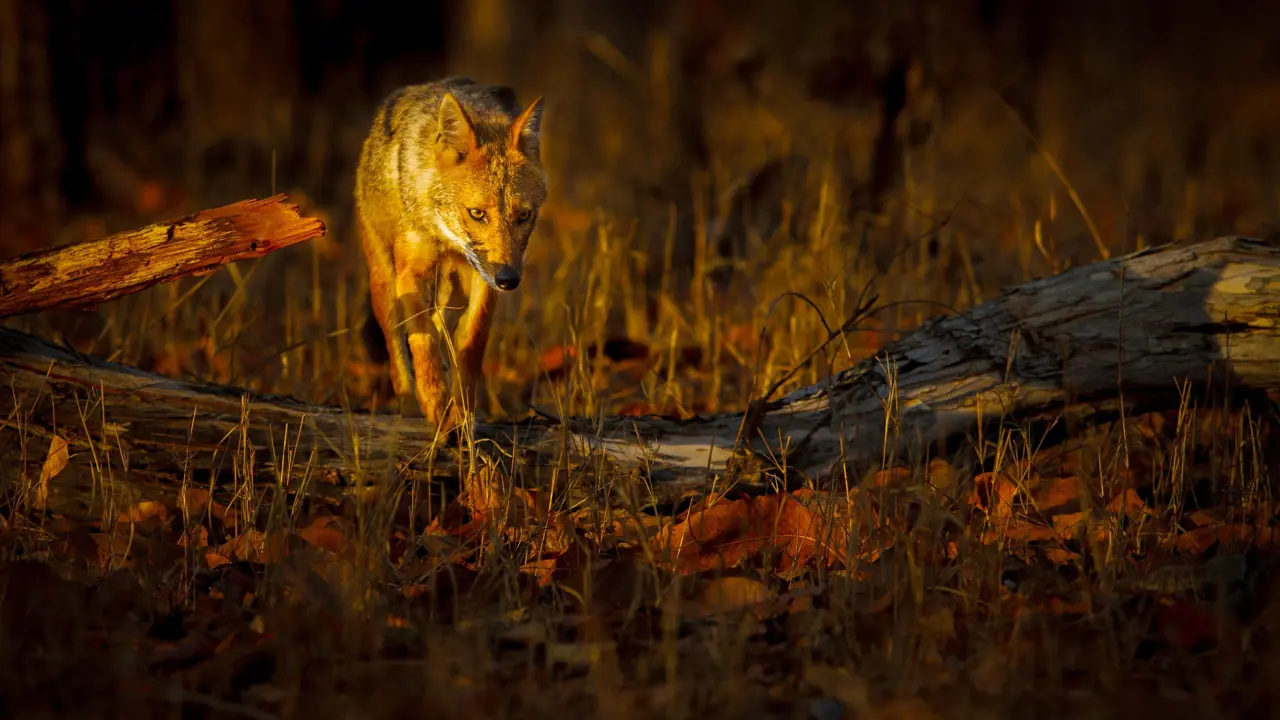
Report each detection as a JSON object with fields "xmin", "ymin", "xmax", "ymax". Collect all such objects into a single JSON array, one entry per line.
[{"xmin": 36, "ymin": 435, "xmax": 70, "ymax": 510}]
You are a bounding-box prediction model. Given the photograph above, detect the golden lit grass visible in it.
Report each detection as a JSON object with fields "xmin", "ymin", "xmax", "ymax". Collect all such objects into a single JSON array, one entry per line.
[{"xmin": 3, "ymin": 10, "xmax": 1280, "ymax": 718}]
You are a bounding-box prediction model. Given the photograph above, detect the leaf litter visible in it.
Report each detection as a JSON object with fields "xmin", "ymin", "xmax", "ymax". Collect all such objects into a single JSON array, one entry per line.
[{"xmin": 3, "ymin": 410, "xmax": 1280, "ymax": 717}]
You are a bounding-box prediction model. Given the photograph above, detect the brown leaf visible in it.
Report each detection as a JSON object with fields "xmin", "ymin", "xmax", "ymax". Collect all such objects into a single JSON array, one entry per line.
[
  {"xmin": 205, "ymin": 552, "xmax": 231, "ymax": 569},
  {"xmin": 178, "ymin": 487, "xmax": 214, "ymax": 518},
  {"xmin": 1184, "ymin": 509, "xmax": 1222, "ymax": 528},
  {"xmin": 871, "ymin": 466, "xmax": 913, "ymax": 490},
  {"xmin": 597, "ymin": 511, "xmax": 665, "ymax": 547},
  {"xmin": 521, "ymin": 557, "xmax": 559, "ymax": 586},
  {"xmin": 1051, "ymin": 511, "xmax": 1089, "ymax": 538},
  {"xmin": 218, "ymin": 530, "xmax": 288, "ymax": 563},
  {"xmin": 655, "ymin": 490, "xmax": 848, "ymax": 575},
  {"xmin": 118, "ymin": 500, "xmax": 168, "ymax": 525},
  {"xmin": 36, "ymin": 435, "xmax": 70, "ymax": 510},
  {"xmin": 179, "ymin": 525, "xmax": 210, "ymax": 552},
  {"xmin": 972, "ymin": 472, "xmax": 1022, "ymax": 518},
  {"xmin": 925, "ymin": 458, "xmax": 958, "ymax": 491},
  {"xmin": 460, "ymin": 465, "xmax": 530, "ymax": 525},
  {"xmin": 1175, "ymin": 522, "xmax": 1279, "ymax": 554},
  {"xmin": 982, "ymin": 519, "xmax": 1060, "ymax": 544},
  {"xmin": 296, "ymin": 515, "xmax": 346, "ymax": 554},
  {"xmin": 1107, "ymin": 488, "xmax": 1152, "ymax": 517},
  {"xmin": 1034, "ymin": 476, "xmax": 1085, "ymax": 514},
  {"xmin": 691, "ymin": 576, "xmax": 775, "ymax": 620},
  {"xmin": 1044, "ymin": 546, "xmax": 1082, "ymax": 566}
]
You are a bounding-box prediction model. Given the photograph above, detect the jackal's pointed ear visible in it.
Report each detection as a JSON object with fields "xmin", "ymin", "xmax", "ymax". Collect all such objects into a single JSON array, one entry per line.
[
  {"xmin": 509, "ymin": 97, "xmax": 544, "ymax": 159},
  {"xmin": 436, "ymin": 93, "xmax": 478, "ymax": 158}
]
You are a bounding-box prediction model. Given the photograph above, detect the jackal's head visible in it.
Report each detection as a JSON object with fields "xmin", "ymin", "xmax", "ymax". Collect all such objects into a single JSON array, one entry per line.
[{"xmin": 425, "ymin": 92, "xmax": 546, "ymax": 292}]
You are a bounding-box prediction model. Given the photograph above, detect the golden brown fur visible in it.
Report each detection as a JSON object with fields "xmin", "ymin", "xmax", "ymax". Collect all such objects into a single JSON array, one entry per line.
[{"xmin": 355, "ymin": 77, "xmax": 546, "ymax": 431}]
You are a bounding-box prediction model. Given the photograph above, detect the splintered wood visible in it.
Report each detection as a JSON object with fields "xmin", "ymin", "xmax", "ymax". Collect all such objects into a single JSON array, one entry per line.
[{"xmin": 0, "ymin": 194, "xmax": 326, "ymax": 318}]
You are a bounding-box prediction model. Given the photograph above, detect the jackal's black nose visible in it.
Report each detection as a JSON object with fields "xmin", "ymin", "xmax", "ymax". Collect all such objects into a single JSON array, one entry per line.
[{"xmin": 494, "ymin": 265, "xmax": 521, "ymax": 291}]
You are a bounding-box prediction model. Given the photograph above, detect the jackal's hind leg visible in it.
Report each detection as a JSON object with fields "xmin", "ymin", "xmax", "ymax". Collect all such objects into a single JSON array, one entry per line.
[{"xmin": 358, "ymin": 214, "xmax": 415, "ymax": 406}]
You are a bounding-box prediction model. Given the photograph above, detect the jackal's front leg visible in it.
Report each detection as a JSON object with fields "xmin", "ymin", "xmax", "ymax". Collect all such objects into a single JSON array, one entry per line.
[
  {"xmin": 396, "ymin": 265, "xmax": 452, "ymax": 430},
  {"xmin": 455, "ymin": 273, "xmax": 497, "ymax": 420}
]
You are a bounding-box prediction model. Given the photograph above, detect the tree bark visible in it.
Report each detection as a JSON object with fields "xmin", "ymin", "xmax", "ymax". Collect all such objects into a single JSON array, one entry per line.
[
  {"xmin": 3, "ymin": 235, "xmax": 1278, "ymax": 502},
  {"xmin": 0, "ymin": 194, "xmax": 326, "ymax": 319}
]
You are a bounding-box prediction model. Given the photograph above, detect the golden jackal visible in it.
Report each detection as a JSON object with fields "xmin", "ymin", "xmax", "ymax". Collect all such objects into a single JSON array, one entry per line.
[{"xmin": 355, "ymin": 78, "xmax": 546, "ymax": 431}]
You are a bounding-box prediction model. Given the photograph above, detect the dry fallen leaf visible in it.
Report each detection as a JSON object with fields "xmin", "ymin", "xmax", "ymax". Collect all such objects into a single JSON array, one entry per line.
[
  {"xmin": 205, "ymin": 552, "xmax": 231, "ymax": 569},
  {"xmin": 36, "ymin": 435, "xmax": 70, "ymax": 510},
  {"xmin": 1051, "ymin": 511, "xmax": 1090, "ymax": 538},
  {"xmin": 981, "ymin": 519, "xmax": 1059, "ymax": 545},
  {"xmin": 118, "ymin": 500, "xmax": 168, "ymax": 525},
  {"xmin": 972, "ymin": 471, "xmax": 1022, "ymax": 518},
  {"xmin": 655, "ymin": 490, "xmax": 849, "ymax": 575},
  {"xmin": 1033, "ymin": 476, "xmax": 1085, "ymax": 514},
  {"xmin": 1174, "ymin": 522, "xmax": 1278, "ymax": 554},
  {"xmin": 870, "ymin": 466, "xmax": 913, "ymax": 490},
  {"xmin": 178, "ymin": 487, "xmax": 217, "ymax": 519},
  {"xmin": 296, "ymin": 515, "xmax": 346, "ymax": 554},
  {"xmin": 691, "ymin": 576, "xmax": 775, "ymax": 620},
  {"xmin": 520, "ymin": 557, "xmax": 558, "ymax": 586},
  {"xmin": 218, "ymin": 530, "xmax": 288, "ymax": 564},
  {"xmin": 1108, "ymin": 488, "xmax": 1153, "ymax": 517},
  {"xmin": 179, "ymin": 525, "xmax": 209, "ymax": 551}
]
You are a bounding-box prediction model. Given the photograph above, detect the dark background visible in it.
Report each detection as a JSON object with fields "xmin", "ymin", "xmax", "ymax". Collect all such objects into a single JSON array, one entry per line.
[{"xmin": 5, "ymin": 1, "xmax": 1276, "ymax": 250}]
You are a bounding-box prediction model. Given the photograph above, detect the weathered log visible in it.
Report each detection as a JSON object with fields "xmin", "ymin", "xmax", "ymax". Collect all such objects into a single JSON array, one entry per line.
[
  {"xmin": 0, "ymin": 194, "xmax": 326, "ymax": 318},
  {"xmin": 2, "ymin": 236, "xmax": 1279, "ymax": 502},
  {"xmin": 559, "ymin": 235, "xmax": 1280, "ymax": 483}
]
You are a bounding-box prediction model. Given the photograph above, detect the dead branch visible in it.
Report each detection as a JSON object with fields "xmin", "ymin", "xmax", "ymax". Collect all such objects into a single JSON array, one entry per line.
[{"xmin": 0, "ymin": 194, "xmax": 326, "ymax": 318}]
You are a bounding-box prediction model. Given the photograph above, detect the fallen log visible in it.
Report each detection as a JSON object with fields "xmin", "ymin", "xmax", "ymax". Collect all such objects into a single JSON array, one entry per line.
[
  {"xmin": 0, "ymin": 194, "xmax": 326, "ymax": 318},
  {"xmin": 2, "ymin": 235, "xmax": 1279, "ymax": 501},
  {"xmin": 730, "ymin": 234, "xmax": 1280, "ymax": 478}
]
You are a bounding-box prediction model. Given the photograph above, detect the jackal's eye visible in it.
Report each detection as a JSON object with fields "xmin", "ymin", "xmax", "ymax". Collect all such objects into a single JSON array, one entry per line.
[
  {"xmin": 466, "ymin": 208, "xmax": 486, "ymax": 222},
  {"xmin": 515, "ymin": 208, "xmax": 533, "ymax": 223}
]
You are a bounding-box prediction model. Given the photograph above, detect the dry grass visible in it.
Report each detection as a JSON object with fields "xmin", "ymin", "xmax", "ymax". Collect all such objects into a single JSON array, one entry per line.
[{"xmin": 3, "ymin": 3, "xmax": 1280, "ymax": 718}]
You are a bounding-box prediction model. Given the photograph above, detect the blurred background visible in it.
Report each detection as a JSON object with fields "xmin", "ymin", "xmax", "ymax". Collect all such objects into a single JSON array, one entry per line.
[{"xmin": 1, "ymin": 0, "xmax": 1277, "ymax": 419}]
